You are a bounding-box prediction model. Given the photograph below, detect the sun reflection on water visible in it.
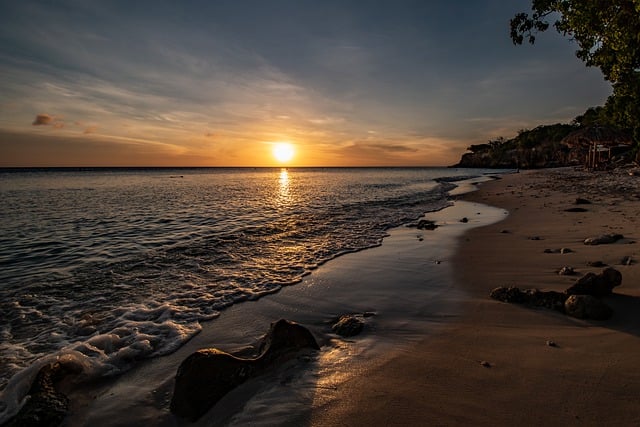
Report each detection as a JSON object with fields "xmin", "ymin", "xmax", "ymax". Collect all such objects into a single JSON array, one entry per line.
[{"xmin": 277, "ymin": 168, "xmax": 293, "ymax": 206}]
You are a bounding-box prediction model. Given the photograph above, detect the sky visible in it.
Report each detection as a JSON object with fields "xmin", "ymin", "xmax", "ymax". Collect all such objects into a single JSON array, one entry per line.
[{"xmin": 0, "ymin": 0, "xmax": 612, "ymax": 167}]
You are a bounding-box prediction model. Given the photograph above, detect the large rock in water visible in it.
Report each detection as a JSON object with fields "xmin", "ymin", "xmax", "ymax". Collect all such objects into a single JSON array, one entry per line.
[
  {"xmin": 3, "ymin": 361, "xmax": 81, "ymax": 427},
  {"xmin": 565, "ymin": 267, "xmax": 622, "ymax": 297},
  {"xmin": 170, "ymin": 319, "xmax": 319, "ymax": 422},
  {"xmin": 564, "ymin": 295, "xmax": 613, "ymax": 320},
  {"xmin": 331, "ymin": 314, "xmax": 365, "ymax": 337}
]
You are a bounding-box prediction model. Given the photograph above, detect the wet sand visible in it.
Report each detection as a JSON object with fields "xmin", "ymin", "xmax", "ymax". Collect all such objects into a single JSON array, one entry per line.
[{"xmin": 311, "ymin": 168, "xmax": 640, "ymax": 426}]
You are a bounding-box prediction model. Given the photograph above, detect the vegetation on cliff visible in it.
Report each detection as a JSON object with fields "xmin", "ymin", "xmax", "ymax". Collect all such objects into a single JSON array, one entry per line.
[
  {"xmin": 510, "ymin": 0, "xmax": 640, "ymax": 144},
  {"xmin": 457, "ymin": 1, "xmax": 639, "ymax": 169},
  {"xmin": 456, "ymin": 117, "xmax": 633, "ymax": 169}
]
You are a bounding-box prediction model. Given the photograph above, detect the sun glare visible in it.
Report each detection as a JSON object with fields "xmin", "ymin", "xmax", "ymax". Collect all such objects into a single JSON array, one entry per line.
[{"xmin": 272, "ymin": 142, "xmax": 295, "ymax": 163}]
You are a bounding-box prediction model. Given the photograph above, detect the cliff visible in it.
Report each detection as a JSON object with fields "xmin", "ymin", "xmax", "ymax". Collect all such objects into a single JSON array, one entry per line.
[{"xmin": 455, "ymin": 125, "xmax": 634, "ymax": 169}]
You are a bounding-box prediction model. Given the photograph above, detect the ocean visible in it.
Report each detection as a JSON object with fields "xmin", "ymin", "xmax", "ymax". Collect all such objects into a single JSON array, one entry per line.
[{"xmin": 0, "ymin": 166, "xmax": 497, "ymax": 421}]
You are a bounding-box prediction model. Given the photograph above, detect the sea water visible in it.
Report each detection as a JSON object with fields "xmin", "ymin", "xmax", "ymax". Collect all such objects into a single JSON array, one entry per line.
[{"xmin": 0, "ymin": 167, "xmax": 493, "ymax": 420}]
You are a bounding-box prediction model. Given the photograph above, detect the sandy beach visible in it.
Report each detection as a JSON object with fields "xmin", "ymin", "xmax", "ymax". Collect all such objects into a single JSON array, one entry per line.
[{"xmin": 311, "ymin": 168, "xmax": 640, "ymax": 426}]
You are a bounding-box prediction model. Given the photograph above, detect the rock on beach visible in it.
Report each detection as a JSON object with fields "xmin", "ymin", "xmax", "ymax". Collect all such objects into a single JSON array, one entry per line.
[
  {"xmin": 564, "ymin": 295, "xmax": 613, "ymax": 320},
  {"xmin": 583, "ymin": 234, "xmax": 624, "ymax": 245},
  {"xmin": 170, "ymin": 319, "xmax": 319, "ymax": 422}
]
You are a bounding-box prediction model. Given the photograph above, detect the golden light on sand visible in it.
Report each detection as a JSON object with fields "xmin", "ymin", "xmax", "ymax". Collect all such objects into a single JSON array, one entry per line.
[{"xmin": 272, "ymin": 142, "xmax": 295, "ymax": 163}]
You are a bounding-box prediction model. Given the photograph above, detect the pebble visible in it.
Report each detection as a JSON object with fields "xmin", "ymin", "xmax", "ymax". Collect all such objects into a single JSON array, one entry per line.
[{"xmin": 558, "ymin": 267, "xmax": 575, "ymax": 276}]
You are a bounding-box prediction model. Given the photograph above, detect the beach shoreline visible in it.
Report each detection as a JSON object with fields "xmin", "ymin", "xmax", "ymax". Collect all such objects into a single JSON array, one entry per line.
[
  {"xmin": 7, "ymin": 168, "xmax": 640, "ymax": 426},
  {"xmin": 311, "ymin": 167, "xmax": 640, "ymax": 426},
  {"xmin": 50, "ymin": 176, "xmax": 505, "ymax": 427}
]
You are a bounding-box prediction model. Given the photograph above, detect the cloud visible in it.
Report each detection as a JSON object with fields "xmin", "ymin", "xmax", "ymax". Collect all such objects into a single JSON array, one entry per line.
[
  {"xmin": 364, "ymin": 143, "xmax": 418, "ymax": 153},
  {"xmin": 32, "ymin": 113, "xmax": 65, "ymax": 129},
  {"xmin": 308, "ymin": 116, "xmax": 345, "ymax": 125},
  {"xmin": 32, "ymin": 113, "xmax": 54, "ymax": 125},
  {"xmin": 83, "ymin": 125, "xmax": 97, "ymax": 134}
]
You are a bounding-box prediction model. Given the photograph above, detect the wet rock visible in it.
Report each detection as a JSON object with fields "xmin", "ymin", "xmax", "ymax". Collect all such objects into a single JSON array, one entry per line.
[
  {"xmin": 170, "ymin": 319, "xmax": 319, "ymax": 422},
  {"xmin": 489, "ymin": 287, "xmax": 567, "ymax": 311},
  {"xmin": 565, "ymin": 268, "xmax": 622, "ymax": 297},
  {"xmin": 416, "ymin": 219, "xmax": 438, "ymax": 230},
  {"xmin": 3, "ymin": 361, "xmax": 81, "ymax": 427},
  {"xmin": 575, "ymin": 198, "xmax": 592, "ymax": 205},
  {"xmin": 560, "ymin": 248, "xmax": 573, "ymax": 254},
  {"xmin": 564, "ymin": 295, "xmax": 613, "ymax": 320},
  {"xmin": 584, "ymin": 234, "xmax": 624, "ymax": 245},
  {"xmin": 331, "ymin": 314, "xmax": 365, "ymax": 337},
  {"xmin": 558, "ymin": 266, "xmax": 576, "ymax": 276}
]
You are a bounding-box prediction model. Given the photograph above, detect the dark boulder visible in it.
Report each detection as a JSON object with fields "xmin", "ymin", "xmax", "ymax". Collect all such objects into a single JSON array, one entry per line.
[
  {"xmin": 170, "ymin": 319, "xmax": 319, "ymax": 422},
  {"xmin": 584, "ymin": 234, "xmax": 624, "ymax": 245},
  {"xmin": 565, "ymin": 268, "xmax": 622, "ymax": 297},
  {"xmin": 3, "ymin": 361, "xmax": 81, "ymax": 427},
  {"xmin": 564, "ymin": 295, "xmax": 613, "ymax": 320},
  {"xmin": 331, "ymin": 315, "xmax": 365, "ymax": 337}
]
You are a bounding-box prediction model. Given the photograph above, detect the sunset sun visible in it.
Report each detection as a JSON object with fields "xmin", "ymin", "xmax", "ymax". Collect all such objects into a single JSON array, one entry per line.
[{"xmin": 272, "ymin": 142, "xmax": 295, "ymax": 163}]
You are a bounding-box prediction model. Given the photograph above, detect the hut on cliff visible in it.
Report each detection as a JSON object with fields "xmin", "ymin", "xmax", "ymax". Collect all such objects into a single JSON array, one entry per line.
[{"xmin": 561, "ymin": 126, "xmax": 633, "ymax": 169}]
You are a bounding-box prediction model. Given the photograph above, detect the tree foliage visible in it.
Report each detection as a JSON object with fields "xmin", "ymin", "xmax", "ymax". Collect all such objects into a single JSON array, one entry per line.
[
  {"xmin": 510, "ymin": 1, "xmax": 640, "ymax": 144},
  {"xmin": 510, "ymin": 0, "xmax": 640, "ymax": 83}
]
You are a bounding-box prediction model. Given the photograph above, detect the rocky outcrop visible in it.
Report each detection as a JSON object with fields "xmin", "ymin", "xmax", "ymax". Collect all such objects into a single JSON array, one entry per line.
[
  {"xmin": 490, "ymin": 268, "xmax": 621, "ymax": 321},
  {"xmin": 564, "ymin": 295, "xmax": 613, "ymax": 320},
  {"xmin": 565, "ymin": 267, "xmax": 622, "ymax": 297},
  {"xmin": 170, "ymin": 319, "xmax": 319, "ymax": 422},
  {"xmin": 489, "ymin": 287, "xmax": 567, "ymax": 312}
]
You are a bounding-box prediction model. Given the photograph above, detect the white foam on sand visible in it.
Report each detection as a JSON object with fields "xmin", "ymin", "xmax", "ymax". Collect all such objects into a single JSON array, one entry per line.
[{"xmin": 60, "ymin": 198, "xmax": 507, "ymax": 426}]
